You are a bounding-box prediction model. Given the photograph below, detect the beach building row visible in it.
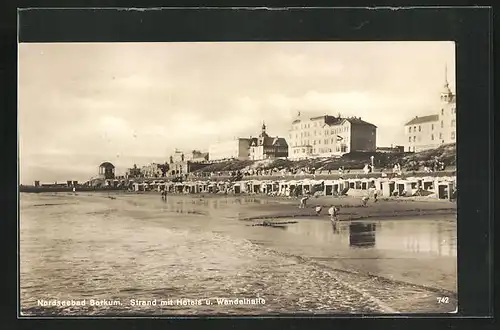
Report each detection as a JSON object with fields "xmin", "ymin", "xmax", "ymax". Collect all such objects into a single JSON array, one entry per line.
[{"xmin": 132, "ymin": 176, "xmax": 456, "ymax": 201}]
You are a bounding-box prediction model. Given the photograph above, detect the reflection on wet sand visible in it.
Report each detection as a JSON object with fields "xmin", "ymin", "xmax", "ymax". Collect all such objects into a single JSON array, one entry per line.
[
  {"xmin": 349, "ymin": 223, "xmax": 376, "ymax": 248},
  {"xmin": 286, "ymin": 217, "xmax": 456, "ymax": 258},
  {"xmin": 21, "ymin": 193, "xmax": 457, "ymax": 315}
]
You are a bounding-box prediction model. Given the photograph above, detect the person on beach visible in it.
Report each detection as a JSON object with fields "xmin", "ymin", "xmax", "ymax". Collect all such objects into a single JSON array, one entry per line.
[
  {"xmin": 299, "ymin": 196, "xmax": 309, "ymax": 208},
  {"xmin": 328, "ymin": 205, "xmax": 340, "ymax": 221},
  {"xmin": 363, "ymin": 164, "xmax": 370, "ymax": 175},
  {"xmin": 361, "ymin": 196, "xmax": 369, "ymax": 206},
  {"xmin": 315, "ymin": 205, "xmax": 322, "ymax": 216}
]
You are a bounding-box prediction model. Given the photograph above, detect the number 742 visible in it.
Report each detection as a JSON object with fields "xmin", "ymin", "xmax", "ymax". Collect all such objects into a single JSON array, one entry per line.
[{"xmin": 437, "ymin": 296, "xmax": 450, "ymax": 303}]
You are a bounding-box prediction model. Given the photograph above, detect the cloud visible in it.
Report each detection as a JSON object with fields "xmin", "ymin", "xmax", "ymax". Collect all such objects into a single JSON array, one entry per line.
[{"xmin": 18, "ymin": 41, "xmax": 455, "ymax": 183}]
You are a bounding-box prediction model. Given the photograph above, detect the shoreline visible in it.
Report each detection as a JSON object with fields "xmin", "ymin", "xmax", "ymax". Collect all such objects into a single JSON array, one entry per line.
[
  {"xmin": 24, "ymin": 191, "xmax": 456, "ymax": 222},
  {"xmin": 22, "ymin": 190, "xmax": 457, "ymax": 297}
]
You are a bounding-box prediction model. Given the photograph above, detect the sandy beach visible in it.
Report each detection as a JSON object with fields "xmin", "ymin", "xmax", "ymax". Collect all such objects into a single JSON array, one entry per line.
[
  {"xmin": 20, "ymin": 191, "xmax": 457, "ymax": 315},
  {"xmin": 125, "ymin": 191, "xmax": 456, "ymax": 221}
]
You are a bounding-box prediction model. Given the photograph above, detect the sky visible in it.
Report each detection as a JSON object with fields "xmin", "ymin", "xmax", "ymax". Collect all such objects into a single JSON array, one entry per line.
[{"xmin": 18, "ymin": 41, "xmax": 455, "ymax": 184}]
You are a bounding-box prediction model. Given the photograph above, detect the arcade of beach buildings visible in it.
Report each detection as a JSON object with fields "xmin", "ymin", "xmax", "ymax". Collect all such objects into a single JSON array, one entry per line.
[{"xmin": 87, "ymin": 68, "xmax": 457, "ymax": 201}]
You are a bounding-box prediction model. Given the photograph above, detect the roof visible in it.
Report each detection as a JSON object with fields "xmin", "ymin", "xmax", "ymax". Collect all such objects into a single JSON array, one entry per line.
[
  {"xmin": 404, "ymin": 114, "xmax": 439, "ymax": 126},
  {"xmin": 250, "ymin": 136, "xmax": 289, "ymax": 147},
  {"xmin": 295, "ymin": 115, "xmax": 376, "ymax": 128},
  {"xmin": 344, "ymin": 117, "xmax": 377, "ymax": 128},
  {"xmin": 310, "ymin": 115, "xmax": 343, "ymax": 126},
  {"xmin": 99, "ymin": 162, "xmax": 115, "ymax": 168}
]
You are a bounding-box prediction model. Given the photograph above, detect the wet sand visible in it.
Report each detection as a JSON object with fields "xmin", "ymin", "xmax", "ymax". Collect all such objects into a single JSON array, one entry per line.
[
  {"xmin": 179, "ymin": 193, "xmax": 457, "ymax": 221},
  {"xmin": 21, "ymin": 192, "xmax": 457, "ymax": 315},
  {"xmin": 94, "ymin": 191, "xmax": 457, "ymax": 293}
]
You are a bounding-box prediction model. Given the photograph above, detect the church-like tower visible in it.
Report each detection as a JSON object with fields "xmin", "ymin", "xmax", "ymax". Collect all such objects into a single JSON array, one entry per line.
[{"xmin": 438, "ymin": 64, "xmax": 457, "ymax": 144}]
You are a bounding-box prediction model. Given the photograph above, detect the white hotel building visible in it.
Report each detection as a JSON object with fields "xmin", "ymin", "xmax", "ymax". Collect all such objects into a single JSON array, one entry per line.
[
  {"xmin": 288, "ymin": 113, "xmax": 377, "ymax": 159},
  {"xmin": 208, "ymin": 138, "xmax": 251, "ymax": 161},
  {"xmin": 404, "ymin": 68, "xmax": 456, "ymax": 152}
]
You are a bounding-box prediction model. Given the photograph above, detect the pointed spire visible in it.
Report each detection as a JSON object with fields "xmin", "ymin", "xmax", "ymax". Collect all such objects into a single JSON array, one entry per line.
[
  {"xmin": 441, "ymin": 63, "xmax": 452, "ymax": 97},
  {"xmin": 444, "ymin": 63, "xmax": 449, "ymax": 87}
]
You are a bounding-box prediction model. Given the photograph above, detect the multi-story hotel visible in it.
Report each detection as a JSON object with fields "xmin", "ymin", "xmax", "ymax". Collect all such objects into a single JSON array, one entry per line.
[
  {"xmin": 249, "ymin": 123, "xmax": 289, "ymax": 160},
  {"xmin": 288, "ymin": 113, "xmax": 377, "ymax": 159},
  {"xmin": 208, "ymin": 138, "xmax": 251, "ymax": 161},
  {"xmin": 404, "ymin": 67, "xmax": 456, "ymax": 152},
  {"xmin": 168, "ymin": 149, "xmax": 211, "ymax": 176},
  {"xmin": 208, "ymin": 123, "xmax": 288, "ymax": 161}
]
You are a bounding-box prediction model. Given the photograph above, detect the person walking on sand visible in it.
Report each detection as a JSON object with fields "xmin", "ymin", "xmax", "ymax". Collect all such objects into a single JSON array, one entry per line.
[
  {"xmin": 361, "ymin": 196, "xmax": 369, "ymax": 207},
  {"xmin": 299, "ymin": 195, "xmax": 309, "ymax": 208},
  {"xmin": 329, "ymin": 205, "xmax": 340, "ymax": 221},
  {"xmin": 315, "ymin": 205, "xmax": 323, "ymax": 216}
]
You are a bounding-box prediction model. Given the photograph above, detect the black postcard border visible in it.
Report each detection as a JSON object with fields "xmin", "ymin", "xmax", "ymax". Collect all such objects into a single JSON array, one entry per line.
[{"xmin": 3, "ymin": 5, "xmax": 495, "ymax": 330}]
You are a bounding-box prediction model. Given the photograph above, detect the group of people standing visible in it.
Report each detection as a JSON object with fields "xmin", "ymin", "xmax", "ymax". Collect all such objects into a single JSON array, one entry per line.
[{"xmin": 299, "ymin": 195, "xmax": 340, "ymax": 222}]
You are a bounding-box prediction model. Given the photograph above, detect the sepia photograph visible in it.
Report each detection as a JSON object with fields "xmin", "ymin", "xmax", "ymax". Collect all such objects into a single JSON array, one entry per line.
[{"xmin": 19, "ymin": 41, "xmax": 458, "ymax": 316}]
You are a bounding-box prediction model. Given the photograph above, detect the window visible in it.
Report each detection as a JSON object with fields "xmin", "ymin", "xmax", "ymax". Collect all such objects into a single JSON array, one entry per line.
[
  {"xmin": 313, "ymin": 140, "xmax": 316, "ymax": 145},
  {"xmin": 451, "ymin": 119, "xmax": 456, "ymax": 127},
  {"xmin": 413, "ymin": 126, "xmax": 416, "ymax": 132},
  {"xmin": 431, "ymin": 134, "xmax": 434, "ymax": 140},
  {"xmin": 319, "ymin": 140, "xmax": 321, "ymax": 144},
  {"xmin": 408, "ymin": 127, "xmax": 411, "ymax": 133},
  {"xmin": 431, "ymin": 124, "xmax": 434, "ymax": 130},
  {"xmin": 451, "ymin": 131, "xmax": 455, "ymax": 139},
  {"xmin": 418, "ymin": 125, "xmax": 421, "ymax": 132},
  {"xmin": 408, "ymin": 137, "xmax": 411, "ymax": 142},
  {"xmin": 441, "ymin": 109, "xmax": 444, "ymax": 115},
  {"xmin": 439, "ymin": 133, "xmax": 443, "ymax": 139},
  {"xmin": 331, "ymin": 138, "xmax": 334, "ymax": 144},
  {"xmin": 413, "ymin": 136, "xmax": 416, "ymax": 142},
  {"xmin": 441, "ymin": 121, "xmax": 444, "ymax": 128}
]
